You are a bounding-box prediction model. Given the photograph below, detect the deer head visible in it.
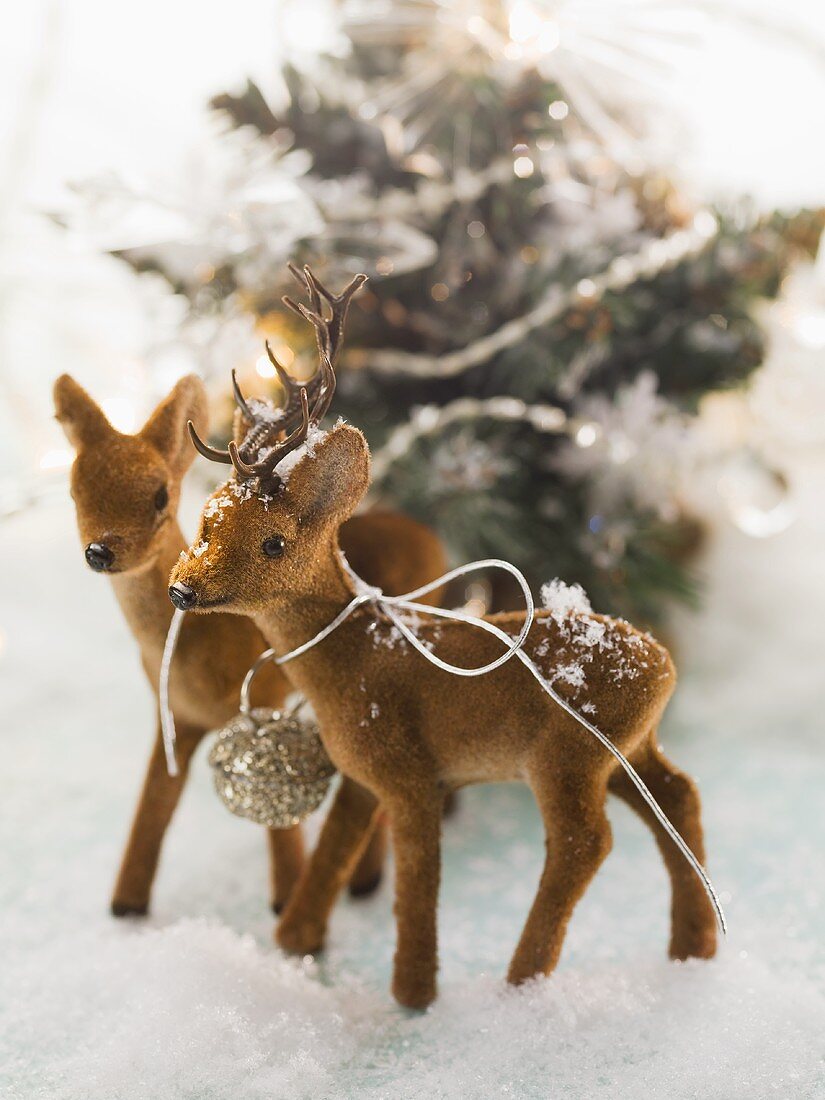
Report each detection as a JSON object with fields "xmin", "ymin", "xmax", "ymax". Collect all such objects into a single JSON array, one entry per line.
[
  {"xmin": 54, "ymin": 374, "xmax": 207, "ymax": 574},
  {"xmin": 169, "ymin": 424, "xmax": 370, "ymax": 614},
  {"xmin": 169, "ymin": 266, "xmax": 369, "ymax": 615}
]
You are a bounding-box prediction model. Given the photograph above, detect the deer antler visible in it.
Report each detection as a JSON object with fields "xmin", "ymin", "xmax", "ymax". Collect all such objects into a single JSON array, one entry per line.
[
  {"xmin": 188, "ymin": 421, "xmax": 232, "ymax": 464},
  {"xmin": 283, "ymin": 263, "xmax": 367, "ymax": 363},
  {"xmin": 227, "ymin": 388, "xmax": 310, "ymax": 482},
  {"xmin": 279, "ymin": 265, "xmax": 368, "ymax": 430},
  {"xmin": 187, "ymin": 370, "xmax": 312, "ymax": 488},
  {"xmin": 225, "ymin": 265, "xmax": 367, "ymax": 442},
  {"xmin": 187, "ymin": 265, "xmax": 366, "ymax": 489},
  {"xmin": 187, "ymin": 364, "xmax": 309, "ymax": 474}
]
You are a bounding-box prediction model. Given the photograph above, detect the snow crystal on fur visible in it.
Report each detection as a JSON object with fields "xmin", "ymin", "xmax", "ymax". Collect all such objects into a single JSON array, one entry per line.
[
  {"xmin": 540, "ymin": 578, "xmax": 592, "ymax": 621},
  {"xmin": 274, "ymin": 423, "xmax": 329, "ymax": 484}
]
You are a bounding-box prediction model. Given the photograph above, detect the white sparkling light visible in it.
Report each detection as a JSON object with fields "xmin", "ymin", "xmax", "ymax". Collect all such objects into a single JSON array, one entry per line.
[
  {"xmin": 794, "ymin": 312, "xmax": 825, "ymax": 349},
  {"xmin": 508, "ymin": 2, "xmax": 559, "ymax": 56},
  {"xmin": 255, "ymin": 355, "xmax": 277, "ymax": 379},
  {"xmin": 575, "ymin": 423, "xmax": 599, "ymax": 448},
  {"xmin": 693, "ymin": 210, "xmax": 718, "ymax": 238},
  {"xmin": 513, "ymin": 156, "xmax": 534, "ymax": 178}
]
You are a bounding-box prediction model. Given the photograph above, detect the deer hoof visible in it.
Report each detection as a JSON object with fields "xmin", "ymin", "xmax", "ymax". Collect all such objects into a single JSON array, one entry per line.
[
  {"xmin": 392, "ymin": 973, "xmax": 437, "ymax": 1010},
  {"xmin": 111, "ymin": 900, "xmax": 149, "ymax": 918},
  {"xmin": 348, "ymin": 869, "xmax": 382, "ymax": 899},
  {"xmin": 669, "ymin": 924, "xmax": 717, "ymax": 961},
  {"xmin": 276, "ymin": 919, "xmax": 325, "ymax": 956}
]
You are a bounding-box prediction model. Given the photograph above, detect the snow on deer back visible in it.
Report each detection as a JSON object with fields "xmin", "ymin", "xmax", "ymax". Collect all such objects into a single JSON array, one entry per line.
[{"xmin": 531, "ymin": 578, "xmax": 675, "ymax": 729}]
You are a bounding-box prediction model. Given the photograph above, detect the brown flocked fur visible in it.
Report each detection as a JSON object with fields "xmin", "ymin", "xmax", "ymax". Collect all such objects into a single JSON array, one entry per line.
[
  {"xmin": 171, "ymin": 422, "xmax": 718, "ymax": 1009},
  {"xmin": 54, "ymin": 373, "xmax": 447, "ymax": 917}
]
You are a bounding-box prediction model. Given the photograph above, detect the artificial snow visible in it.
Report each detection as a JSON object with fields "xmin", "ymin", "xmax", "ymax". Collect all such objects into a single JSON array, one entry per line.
[
  {"xmin": 3, "ymin": 492, "xmax": 825, "ymax": 1099},
  {"xmin": 201, "ymin": 482, "xmax": 243, "ymax": 519},
  {"xmin": 271, "ymin": 422, "xmax": 329, "ymax": 484},
  {"xmin": 535, "ymin": 577, "xmax": 654, "ymax": 704},
  {"xmin": 540, "ymin": 577, "xmax": 593, "ymax": 620},
  {"xmin": 553, "ymin": 661, "xmax": 587, "ymax": 688}
]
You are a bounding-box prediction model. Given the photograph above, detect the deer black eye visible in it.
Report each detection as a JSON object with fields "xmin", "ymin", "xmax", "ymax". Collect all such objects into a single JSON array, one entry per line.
[
  {"xmin": 154, "ymin": 485, "xmax": 169, "ymax": 512},
  {"xmin": 262, "ymin": 534, "xmax": 286, "ymax": 558}
]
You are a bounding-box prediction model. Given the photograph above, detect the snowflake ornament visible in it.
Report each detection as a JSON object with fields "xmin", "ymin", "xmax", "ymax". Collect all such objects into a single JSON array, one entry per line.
[{"xmin": 553, "ymin": 371, "xmax": 701, "ymax": 519}]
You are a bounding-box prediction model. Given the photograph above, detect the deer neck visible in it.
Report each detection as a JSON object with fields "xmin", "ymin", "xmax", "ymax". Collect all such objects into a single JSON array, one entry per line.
[
  {"xmin": 110, "ymin": 517, "xmax": 187, "ymax": 658},
  {"xmin": 253, "ymin": 534, "xmax": 361, "ymax": 692}
]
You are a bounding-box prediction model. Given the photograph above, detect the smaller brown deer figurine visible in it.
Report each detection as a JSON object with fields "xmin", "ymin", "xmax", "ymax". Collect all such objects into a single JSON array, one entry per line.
[
  {"xmin": 54, "ymin": 271, "xmax": 446, "ymax": 919},
  {"xmin": 171, "ymin": 272, "xmax": 719, "ymax": 1008}
]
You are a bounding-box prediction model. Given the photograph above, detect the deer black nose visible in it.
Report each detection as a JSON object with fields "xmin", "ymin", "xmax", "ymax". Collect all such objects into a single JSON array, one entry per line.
[
  {"xmin": 85, "ymin": 542, "xmax": 114, "ymax": 572},
  {"xmin": 169, "ymin": 582, "xmax": 197, "ymax": 611}
]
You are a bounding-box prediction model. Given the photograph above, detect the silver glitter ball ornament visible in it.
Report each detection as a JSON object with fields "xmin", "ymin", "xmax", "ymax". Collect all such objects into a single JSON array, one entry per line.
[{"xmin": 208, "ymin": 707, "xmax": 336, "ymax": 829}]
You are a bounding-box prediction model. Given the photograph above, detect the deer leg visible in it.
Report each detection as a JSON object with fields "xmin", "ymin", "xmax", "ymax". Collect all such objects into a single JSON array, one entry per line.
[
  {"xmin": 276, "ymin": 776, "xmax": 379, "ymax": 956},
  {"xmin": 267, "ymin": 826, "xmax": 305, "ymax": 914},
  {"xmin": 507, "ymin": 767, "xmax": 612, "ymax": 985},
  {"xmin": 387, "ymin": 792, "xmax": 443, "ymax": 1009},
  {"xmin": 348, "ymin": 812, "xmax": 387, "ymax": 898},
  {"xmin": 111, "ymin": 719, "xmax": 202, "ymax": 916},
  {"xmin": 608, "ymin": 738, "xmax": 717, "ymax": 961}
]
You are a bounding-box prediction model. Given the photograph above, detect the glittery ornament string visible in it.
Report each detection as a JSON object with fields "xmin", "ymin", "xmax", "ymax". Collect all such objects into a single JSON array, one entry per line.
[
  {"xmin": 356, "ymin": 219, "xmax": 718, "ymax": 379},
  {"xmin": 158, "ymin": 557, "xmax": 726, "ymax": 934}
]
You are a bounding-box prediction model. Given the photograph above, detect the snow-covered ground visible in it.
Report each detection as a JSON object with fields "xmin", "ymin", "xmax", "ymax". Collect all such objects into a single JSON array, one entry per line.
[{"xmin": 2, "ymin": 429, "xmax": 824, "ymax": 1099}]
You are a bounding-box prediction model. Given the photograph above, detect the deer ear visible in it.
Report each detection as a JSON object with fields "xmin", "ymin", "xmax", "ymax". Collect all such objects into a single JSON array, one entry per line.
[
  {"xmin": 140, "ymin": 375, "xmax": 208, "ymax": 477},
  {"xmin": 53, "ymin": 374, "xmax": 112, "ymax": 450},
  {"xmin": 288, "ymin": 424, "xmax": 370, "ymax": 525}
]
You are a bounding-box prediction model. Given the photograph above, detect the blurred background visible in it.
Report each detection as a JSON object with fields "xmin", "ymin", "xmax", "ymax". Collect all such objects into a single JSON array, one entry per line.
[
  {"xmin": 3, "ymin": 0, "xmax": 825, "ymax": 627},
  {"xmin": 2, "ymin": 3, "xmax": 825, "ymax": 1097}
]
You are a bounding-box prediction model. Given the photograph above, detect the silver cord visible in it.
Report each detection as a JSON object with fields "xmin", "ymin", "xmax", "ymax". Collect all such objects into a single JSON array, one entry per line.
[{"xmin": 159, "ymin": 608, "xmax": 185, "ymax": 777}]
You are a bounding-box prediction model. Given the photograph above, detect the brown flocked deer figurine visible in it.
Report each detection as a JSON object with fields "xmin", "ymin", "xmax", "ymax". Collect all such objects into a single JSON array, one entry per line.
[
  {"xmin": 170, "ymin": 265, "xmax": 721, "ymax": 1008},
  {"xmin": 53, "ymin": 266, "xmax": 446, "ymax": 919}
]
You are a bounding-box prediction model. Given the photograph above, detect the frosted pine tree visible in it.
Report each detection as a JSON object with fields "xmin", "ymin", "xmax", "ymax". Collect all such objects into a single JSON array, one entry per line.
[{"xmin": 73, "ymin": 0, "xmax": 822, "ymax": 622}]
